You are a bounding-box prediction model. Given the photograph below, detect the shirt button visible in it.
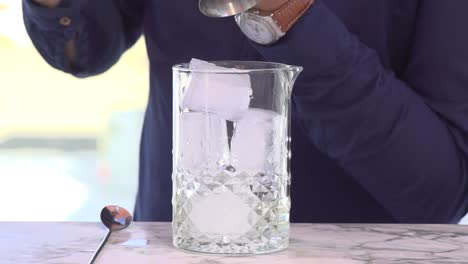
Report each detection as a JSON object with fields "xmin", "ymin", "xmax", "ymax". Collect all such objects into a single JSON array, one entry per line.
[{"xmin": 59, "ymin": 17, "xmax": 72, "ymax": 26}]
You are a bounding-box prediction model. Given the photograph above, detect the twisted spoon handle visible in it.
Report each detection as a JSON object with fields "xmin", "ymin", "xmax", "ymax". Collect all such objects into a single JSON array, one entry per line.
[{"xmin": 89, "ymin": 230, "xmax": 112, "ymax": 264}]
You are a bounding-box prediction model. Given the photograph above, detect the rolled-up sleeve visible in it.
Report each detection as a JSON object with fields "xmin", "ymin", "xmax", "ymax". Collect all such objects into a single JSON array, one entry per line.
[
  {"xmin": 253, "ymin": 0, "xmax": 468, "ymax": 223},
  {"xmin": 22, "ymin": 0, "xmax": 143, "ymax": 77}
]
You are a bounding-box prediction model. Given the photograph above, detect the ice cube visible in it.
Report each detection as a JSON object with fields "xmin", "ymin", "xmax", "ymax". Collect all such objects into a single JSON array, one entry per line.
[
  {"xmin": 177, "ymin": 112, "xmax": 229, "ymax": 172},
  {"xmin": 181, "ymin": 59, "xmax": 253, "ymax": 121},
  {"xmin": 230, "ymin": 108, "xmax": 284, "ymax": 174},
  {"xmin": 189, "ymin": 190, "xmax": 253, "ymax": 236}
]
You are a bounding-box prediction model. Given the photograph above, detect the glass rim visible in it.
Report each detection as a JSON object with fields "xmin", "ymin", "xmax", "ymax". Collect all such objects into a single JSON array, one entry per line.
[{"xmin": 173, "ymin": 61, "xmax": 303, "ymax": 74}]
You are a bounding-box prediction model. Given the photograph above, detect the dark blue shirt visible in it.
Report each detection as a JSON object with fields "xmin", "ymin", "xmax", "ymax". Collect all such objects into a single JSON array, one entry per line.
[{"xmin": 23, "ymin": 0, "xmax": 468, "ymax": 223}]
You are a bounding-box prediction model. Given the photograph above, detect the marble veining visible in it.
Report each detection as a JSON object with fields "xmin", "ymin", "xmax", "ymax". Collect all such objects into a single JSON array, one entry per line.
[{"xmin": 1, "ymin": 222, "xmax": 468, "ymax": 263}]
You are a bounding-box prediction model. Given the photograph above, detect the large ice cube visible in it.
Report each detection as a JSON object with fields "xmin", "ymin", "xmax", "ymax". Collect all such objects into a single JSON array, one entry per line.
[
  {"xmin": 189, "ymin": 190, "xmax": 253, "ymax": 236},
  {"xmin": 177, "ymin": 112, "xmax": 229, "ymax": 172},
  {"xmin": 230, "ymin": 108, "xmax": 284, "ymax": 174},
  {"xmin": 181, "ymin": 59, "xmax": 253, "ymax": 121}
]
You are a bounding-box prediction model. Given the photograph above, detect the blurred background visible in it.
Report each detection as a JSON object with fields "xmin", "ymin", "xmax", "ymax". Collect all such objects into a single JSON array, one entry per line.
[{"xmin": 0, "ymin": 0, "xmax": 148, "ymax": 221}]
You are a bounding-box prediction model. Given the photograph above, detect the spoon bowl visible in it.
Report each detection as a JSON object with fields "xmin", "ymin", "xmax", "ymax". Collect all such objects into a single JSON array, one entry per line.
[
  {"xmin": 100, "ymin": 205, "xmax": 132, "ymax": 231},
  {"xmin": 89, "ymin": 205, "xmax": 132, "ymax": 264}
]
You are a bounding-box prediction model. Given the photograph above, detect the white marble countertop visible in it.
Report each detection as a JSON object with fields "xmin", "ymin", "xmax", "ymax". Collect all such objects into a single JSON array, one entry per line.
[{"xmin": 1, "ymin": 222, "xmax": 468, "ymax": 264}]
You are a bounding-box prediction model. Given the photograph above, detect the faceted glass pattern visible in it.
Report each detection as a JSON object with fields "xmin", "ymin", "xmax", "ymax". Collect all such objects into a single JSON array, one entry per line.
[
  {"xmin": 172, "ymin": 61, "xmax": 301, "ymax": 254},
  {"xmin": 173, "ymin": 169, "xmax": 290, "ymax": 254}
]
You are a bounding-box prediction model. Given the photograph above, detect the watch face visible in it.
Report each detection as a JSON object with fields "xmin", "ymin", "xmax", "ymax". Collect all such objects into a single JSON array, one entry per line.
[{"xmin": 236, "ymin": 13, "xmax": 276, "ymax": 45}]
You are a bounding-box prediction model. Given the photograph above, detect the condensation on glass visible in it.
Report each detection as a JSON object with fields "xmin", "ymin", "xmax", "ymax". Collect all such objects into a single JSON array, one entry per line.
[{"xmin": 172, "ymin": 61, "xmax": 302, "ymax": 254}]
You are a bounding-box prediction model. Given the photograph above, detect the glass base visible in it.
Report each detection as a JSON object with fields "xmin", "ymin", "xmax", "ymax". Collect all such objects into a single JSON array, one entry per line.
[
  {"xmin": 172, "ymin": 170, "xmax": 291, "ymax": 255},
  {"xmin": 173, "ymin": 236, "xmax": 289, "ymax": 255}
]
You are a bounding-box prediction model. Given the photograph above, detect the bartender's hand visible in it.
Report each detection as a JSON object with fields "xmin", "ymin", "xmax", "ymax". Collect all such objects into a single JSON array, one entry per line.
[
  {"xmin": 32, "ymin": 0, "xmax": 62, "ymax": 8},
  {"xmin": 255, "ymin": 0, "xmax": 289, "ymax": 11}
]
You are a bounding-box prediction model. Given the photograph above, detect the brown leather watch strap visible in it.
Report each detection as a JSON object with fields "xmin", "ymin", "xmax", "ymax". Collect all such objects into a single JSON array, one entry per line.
[{"xmin": 271, "ymin": 0, "xmax": 314, "ymax": 33}]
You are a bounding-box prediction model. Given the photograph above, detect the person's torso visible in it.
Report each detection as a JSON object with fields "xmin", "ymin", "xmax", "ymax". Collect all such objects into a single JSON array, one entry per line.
[{"xmin": 134, "ymin": 0, "xmax": 419, "ymax": 222}]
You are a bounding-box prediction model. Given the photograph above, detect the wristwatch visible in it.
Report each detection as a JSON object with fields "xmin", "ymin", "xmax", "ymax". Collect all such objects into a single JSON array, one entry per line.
[{"xmin": 235, "ymin": 0, "xmax": 314, "ymax": 45}]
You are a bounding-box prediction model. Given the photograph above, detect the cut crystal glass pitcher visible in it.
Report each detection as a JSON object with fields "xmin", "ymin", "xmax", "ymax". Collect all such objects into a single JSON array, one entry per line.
[{"xmin": 172, "ymin": 61, "xmax": 302, "ymax": 254}]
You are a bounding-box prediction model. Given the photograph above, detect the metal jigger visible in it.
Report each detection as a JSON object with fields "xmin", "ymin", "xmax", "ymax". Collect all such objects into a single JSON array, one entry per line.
[{"xmin": 198, "ymin": 0, "xmax": 263, "ymax": 17}]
